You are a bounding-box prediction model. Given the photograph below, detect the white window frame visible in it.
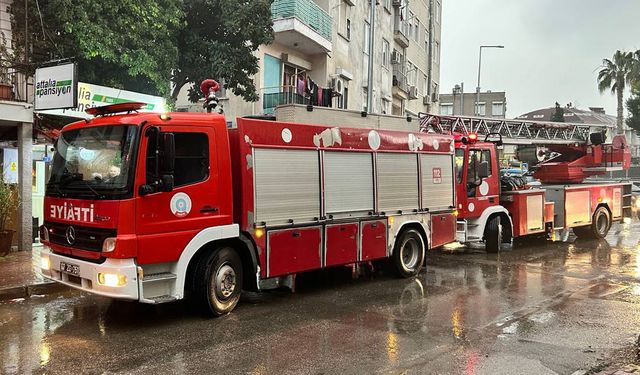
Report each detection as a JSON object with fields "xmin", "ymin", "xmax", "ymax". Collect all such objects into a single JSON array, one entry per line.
[
  {"xmin": 477, "ymin": 102, "xmax": 486, "ymax": 116},
  {"xmin": 338, "ymin": 1, "xmax": 351, "ymax": 40},
  {"xmin": 423, "ymin": 75, "xmax": 428, "ymax": 97},
  {"xmin": 492, "ymin": 102, "xmax": 504, "ymax": 116},
  {"xmin": 434, "ymin": 41, "xmax": 440, "ymax": 63},
  {"xmin": 382, "ymin": 39, "xmax": 390, "ymax": 68},
  {"xmin": 441, "ymin": 103, "xmax": 453, "ymax": 115},
  {"xmin": 436, "ymin": 1, "xmax": 441, "ymax": 24}
]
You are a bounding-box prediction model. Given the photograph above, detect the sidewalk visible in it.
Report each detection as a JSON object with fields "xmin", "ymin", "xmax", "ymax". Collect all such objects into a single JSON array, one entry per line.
[{"xmin": 0, "ymin": 244, "xmax": 67, "ymax": 301}]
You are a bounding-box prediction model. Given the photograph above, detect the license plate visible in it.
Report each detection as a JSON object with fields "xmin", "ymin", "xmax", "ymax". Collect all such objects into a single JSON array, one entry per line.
[{"xmin": 60, "ymin": 261, "xmax": 80, "ymax": 276}]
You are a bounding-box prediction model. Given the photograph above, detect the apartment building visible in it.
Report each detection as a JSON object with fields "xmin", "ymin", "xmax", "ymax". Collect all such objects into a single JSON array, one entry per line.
[
  {"xmin": 176, "ymin": 0, "xmax": 442, "ymax": 122},
  {"xmin": 439, "ymin": 90, "xmax": 507, "ymax": 118}
]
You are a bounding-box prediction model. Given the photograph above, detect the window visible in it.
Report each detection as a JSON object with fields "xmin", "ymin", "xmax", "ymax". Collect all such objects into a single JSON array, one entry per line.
[
  {"xmin": 424, "ymin": 29, "xmax": 429, "ymax": 51},
  {"xmin": 382, "ymin": 39, "xmax": 390, "ymax": 67},
  {"xmin": 423, "ymin": 75, "xmax": 428, "ymax": 97},
  {"xmin": 466, "ymin": 149, "xmax": 492, "ymax": 196},
  {"xmin": 436, "ymin": 1, "xmax": 441, "ymax": 24},
  {"xmin": 441, "ymin": 103, "xmax": 453, "ymax": 115},
  {"xmin": 338, "ymin": 1, "xmax": 351, "ymax": 40},
  {"xmin": 362, "ymin": 89, "xmax": 368, "ymax": 112},
  {"xmin": 477, "ymin": 103, "xmax": 486, "ymax": 116},
  {"xmin": 363, "ymin": 21, "xmax": 370, "ymax": 55},
  {"xmin": 414, "ymin": 18, "xmax": 420, "ymax": 42},
  {"xmin": 455, "ymin": 148, "xmax": 464, "ymax": 184},
  {"xmin": 434, "ymin": 41, "xmax": 440, "ymax": 63},
  {"xmin": 408, "ymin": 11, "xmax": 414, "ymax": 39},
  {"xmin": 492, "ymin": 102, "xmax": 504, "ymax": 116},
  {"xmin": 381, "ymin": 98, "xmax": 390, "ymax": 114},
  {"xmin": 173, "ymin": 133, "xmax": 209, "ymax": 187}
]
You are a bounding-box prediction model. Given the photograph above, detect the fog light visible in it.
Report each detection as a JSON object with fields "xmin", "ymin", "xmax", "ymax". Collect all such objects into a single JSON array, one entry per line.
[
  {"xmin": 40, "ymin": 257, "xmax": 50, "ymax": 271},
  {"xmin": 102, "ymin": 238, "xmax": 116, "ymax": 253},
  {"xmin": 97, "ymin": 273, "xmax": 127, "ymax": 287}
]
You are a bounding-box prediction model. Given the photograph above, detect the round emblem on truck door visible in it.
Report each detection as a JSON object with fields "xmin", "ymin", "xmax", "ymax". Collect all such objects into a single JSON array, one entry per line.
[
  {"xmin": 170, "ymin": 192, "xmax": 192, "ymax": 218},
  {"xmin": 66, "ymin": 226, "xmax": 76, "ymax": 245}
]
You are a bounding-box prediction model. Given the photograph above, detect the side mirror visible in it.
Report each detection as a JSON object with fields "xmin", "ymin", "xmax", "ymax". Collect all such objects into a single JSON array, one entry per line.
[
  {"xmin": 160, "ymin": 133, "xmax": 175, "ymax": 173},
  {"xmin": 159, "ymin": 174, "xmax": 174, "ymax": 193},
  {"xmin": 478, "ymin": 161, "xmax": 490, "ymax": 179}
]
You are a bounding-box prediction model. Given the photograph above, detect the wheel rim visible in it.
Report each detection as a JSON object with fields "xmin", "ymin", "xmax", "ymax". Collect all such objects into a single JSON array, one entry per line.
[
  {"xmin": 213, "ymin": 263, "xmax": 236, "ymax": 301},
  {"xmin": 596, "ymin": 213, "xmax": 608, "ymax": 235},
  {"xmin": 400, "ymin": 237, "xmax": 420, "ymax": 271}
]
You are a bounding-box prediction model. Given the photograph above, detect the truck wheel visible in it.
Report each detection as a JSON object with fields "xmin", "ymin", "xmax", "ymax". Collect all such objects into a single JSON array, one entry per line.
[
  {"xmin": 574, "ymin": 207, "xmax": 611, "ymax": 239},
  {"xmin": 392, "ymin": 229, "xmax": 425, "ymax": 278},
  {"xmin": 485, "ymin": 216, "xmax": 502, "ymax": 253},
  {"xmin": 192, "ymin": 247, "xmax": 243, "ymax": 317}
]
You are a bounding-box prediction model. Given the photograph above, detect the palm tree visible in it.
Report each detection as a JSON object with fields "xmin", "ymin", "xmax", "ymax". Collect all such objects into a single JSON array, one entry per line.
[{"xmin": 598, "ymin": 50, "xmax": 634, "ymax": 134}]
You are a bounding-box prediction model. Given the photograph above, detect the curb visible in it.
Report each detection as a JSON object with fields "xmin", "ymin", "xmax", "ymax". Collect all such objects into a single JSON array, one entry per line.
[{"xmin": 0, "ymin": 282, "xmax": 69, "ymax": 302}]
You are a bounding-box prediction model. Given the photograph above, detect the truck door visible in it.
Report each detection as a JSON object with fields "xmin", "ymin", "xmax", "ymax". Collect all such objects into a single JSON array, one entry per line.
[
  {"xmin": 136, "ymin": 124, "xmax": 225, "ymax": 264},
  {"xmin": 464, "ymin": 147, "xmax": 499, "ymax": 215}
]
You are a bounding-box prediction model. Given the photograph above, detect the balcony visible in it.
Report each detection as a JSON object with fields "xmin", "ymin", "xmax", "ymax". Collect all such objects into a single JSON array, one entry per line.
[
  {"xmin": 392, "ymin": 65, "xmax": 408, "ymax": 93},
  {"xmin": 0, "ymin": 60, "xmax": 32, "ymax": 103},
  {"xmin": 393, "ymin": 12, "xmax": 410, "ymax": 48},
  {"xmin": 271, "ymin": 0, "xmax": 333, "ymax": 54}
]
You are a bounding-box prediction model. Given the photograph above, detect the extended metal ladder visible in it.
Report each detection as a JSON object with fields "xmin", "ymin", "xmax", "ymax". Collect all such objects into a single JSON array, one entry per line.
[{"xmin": 418, "ymin": 113, "xmax": 613, "ymax": 145}]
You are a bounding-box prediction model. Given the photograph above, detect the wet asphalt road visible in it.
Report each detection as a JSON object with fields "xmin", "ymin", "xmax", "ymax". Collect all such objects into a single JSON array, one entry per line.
[{"xmin": 2, "ymin": 224, "xmax": 640, "ymax": 375}]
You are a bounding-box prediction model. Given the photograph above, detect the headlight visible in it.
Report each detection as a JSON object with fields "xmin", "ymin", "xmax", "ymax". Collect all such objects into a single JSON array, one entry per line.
[
  {"xmin": 97, "ymin": 273, "xmax": 127, "ymax": 287},
  {"xmin": 39, "ymin": 225, "xmax": 49, "ymax": 242},
  {"xmin": 40, "ymin": 257, "xmax": 51, "ymax": 271},
  {"xmin": 102, "ymin": 237, "xmax": 116, "ymax": 253}
]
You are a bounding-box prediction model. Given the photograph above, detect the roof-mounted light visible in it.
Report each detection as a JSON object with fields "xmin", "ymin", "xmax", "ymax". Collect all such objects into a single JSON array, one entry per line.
[{"xmin": 85, "ymin": 102, "xmax": 147, "ymax": 116}]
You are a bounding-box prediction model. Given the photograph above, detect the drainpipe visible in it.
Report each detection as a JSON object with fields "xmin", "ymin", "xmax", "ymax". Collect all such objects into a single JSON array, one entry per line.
[
  {"xmin": 427, "ymin": 0, "xmax": 434, "ymax": 110},
  {"xmin": 366, "ymin": 0, "xmax": 376, "ymax": 113}
]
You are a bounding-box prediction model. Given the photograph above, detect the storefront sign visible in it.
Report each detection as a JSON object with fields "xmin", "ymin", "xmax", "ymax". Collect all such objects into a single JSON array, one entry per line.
[
  {"xmin": 37, "ymin": 82, "xmax": 167, "ymax": 119},
  {"xmin": 34, "ymin": 63, "xmax": 78, "ymax": 110}
]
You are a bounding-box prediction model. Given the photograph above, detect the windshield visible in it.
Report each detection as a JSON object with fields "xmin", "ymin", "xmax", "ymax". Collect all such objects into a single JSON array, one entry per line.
[{"xmin": 47, "ymin": 125, "xmax": 138, "ymax": 199}]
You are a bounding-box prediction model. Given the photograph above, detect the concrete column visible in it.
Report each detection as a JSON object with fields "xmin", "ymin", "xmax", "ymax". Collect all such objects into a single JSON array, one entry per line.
[{"xmin": 17, "ymin": 122, "xmax": 32, "ymax": 251}]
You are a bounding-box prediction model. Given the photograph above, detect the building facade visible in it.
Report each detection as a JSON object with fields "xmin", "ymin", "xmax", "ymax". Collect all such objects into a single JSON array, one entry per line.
[
  {"xmin": 176, "ymin": 0, "xmax": 442, "ymax": 122},
  {"xmin": 439, "ymin": 90, "xmax": 506, "ymax": 118}
]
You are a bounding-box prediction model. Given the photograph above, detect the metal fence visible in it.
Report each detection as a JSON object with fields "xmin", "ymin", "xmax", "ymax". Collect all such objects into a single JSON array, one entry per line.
[{"xmin": 0, "ymin": 60, "xmax": 32, "ymax": 103}]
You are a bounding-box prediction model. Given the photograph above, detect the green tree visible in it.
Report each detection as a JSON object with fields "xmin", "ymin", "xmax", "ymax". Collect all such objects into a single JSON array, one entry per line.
[
  {"xmin": 551, "ymin": 102, "xmax": 565, "ymax": 122},
  {"xmin": 626, "ymin": 87, "xmax": 640, "ymax": 133},
  {"xmin": 171, "ymin": 0, "xmax": 274, "ymax": 102},
  {"xmin": 597, "ymin": 50, "xmax": 635, "ymax": 134},
  {"xmin": 10, "ymin": 0, "xmax": 183, "ymax": 96}
]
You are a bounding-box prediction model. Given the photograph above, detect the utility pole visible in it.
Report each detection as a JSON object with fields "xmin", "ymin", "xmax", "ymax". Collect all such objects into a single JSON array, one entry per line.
[{"xmin": 475, "ymin": 45, "xmax": 504, "ymax": 116}]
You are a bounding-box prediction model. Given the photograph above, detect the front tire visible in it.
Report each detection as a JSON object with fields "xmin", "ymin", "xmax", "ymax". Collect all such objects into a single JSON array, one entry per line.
[
  {"xmin": 485, "ymin": 216, "xmax": 502, "ymax": 253},
  {"xmin": 191, "ymin": 247, "xmax": 243, "ymax": 317},
  {"xmin": 392, "ymin": 229, "xmax": 425, "ymax": 278}
]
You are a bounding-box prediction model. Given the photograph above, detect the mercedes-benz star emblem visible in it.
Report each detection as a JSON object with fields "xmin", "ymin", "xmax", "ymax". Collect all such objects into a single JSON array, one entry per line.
[{"xmin": 65, "ymin": 226, "xmax": 76, "ymax": 245}]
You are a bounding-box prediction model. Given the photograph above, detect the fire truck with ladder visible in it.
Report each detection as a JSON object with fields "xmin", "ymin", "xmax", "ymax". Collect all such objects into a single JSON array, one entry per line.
[{"xmin": 39, "ymin": 81, "xmax": 632, "ymax": 316}]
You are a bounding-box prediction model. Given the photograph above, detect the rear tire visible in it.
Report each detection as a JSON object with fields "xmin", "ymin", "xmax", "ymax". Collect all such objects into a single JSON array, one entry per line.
[
  {"xmin": 392, "ymin": 229, "xmax": 425, "ymax": 278},
  {"xmin": 485, "ymin": 216, "xmax": 502, "ymax": 253},
  {"xmin": 573, "ymin": 206, "xmax": 611, "ymax": 239},
  {"xmin": 191, "ymin": 247, "xmax": 243, "ymax": 317}
]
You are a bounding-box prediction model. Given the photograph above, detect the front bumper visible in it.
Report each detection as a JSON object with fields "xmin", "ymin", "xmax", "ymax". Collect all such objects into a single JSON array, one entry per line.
[{"xmin": 40, "ymin": 246, "xmax": 139, "ymax": 300}]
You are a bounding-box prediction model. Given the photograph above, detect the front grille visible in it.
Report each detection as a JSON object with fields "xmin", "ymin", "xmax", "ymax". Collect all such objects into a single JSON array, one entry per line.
[{"xmin": 45, "ymin": 221, "xmax": 116, "ymax": 252}]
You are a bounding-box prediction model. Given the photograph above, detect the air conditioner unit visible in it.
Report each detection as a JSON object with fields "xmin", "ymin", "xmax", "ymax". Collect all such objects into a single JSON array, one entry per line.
[
  {"xmin": 422, "ymin": 96, "xmax": 430, "ymax": 105},
  {"xmin": 408, "ymin": 86, "xmax": 418, "ymax": 99},
  {"xmin": 391, "ymin": 51, "xmax": 401, "ymax": 65},
  {"xmin": 331, "ymin": 77, "xmax": 344, "ymax": 94},
  {"xmin": 431, "ymin": 92, "xmax": 439, "ymax": 102}
]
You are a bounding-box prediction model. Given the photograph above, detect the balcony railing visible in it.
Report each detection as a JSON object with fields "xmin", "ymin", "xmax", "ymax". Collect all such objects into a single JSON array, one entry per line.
[
  {"xmin": 393, "ymin": 12, "xmax": 410, "ymax": 48},
  {"xmin": 0, "ymin": 60, "xmax": 32, "ymax": 103},
  {"xmin": 263, "ymin": 86, "xmax": 308, "ymax": 113},
  {"xmin": 392, "ymin": 66, "xmax": 408, "ymax": 93},
  {"xmin": 271, "ymin": 0, "xmax": 332, "ymax": 42}
]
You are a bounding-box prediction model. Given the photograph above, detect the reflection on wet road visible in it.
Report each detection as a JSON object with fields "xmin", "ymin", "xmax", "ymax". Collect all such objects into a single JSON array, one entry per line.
[{"xmin": 2, "ymin": 223, "xmax": 640, "ymax": 374}]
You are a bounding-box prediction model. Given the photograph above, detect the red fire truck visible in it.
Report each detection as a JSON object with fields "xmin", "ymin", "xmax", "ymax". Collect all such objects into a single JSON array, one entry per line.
[
  {"xmin": 39, "ymin": 102, "xmax": 458, "ymax": 315},
  {"xmin": 420, "ymin": 113, "xmax": 633, "ymax": 253}
]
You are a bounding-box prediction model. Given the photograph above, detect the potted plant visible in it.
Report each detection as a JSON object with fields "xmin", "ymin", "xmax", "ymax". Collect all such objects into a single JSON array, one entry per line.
[{"xmin": 0, "ymin": 176, "xmax": 19, "ymax": 256}]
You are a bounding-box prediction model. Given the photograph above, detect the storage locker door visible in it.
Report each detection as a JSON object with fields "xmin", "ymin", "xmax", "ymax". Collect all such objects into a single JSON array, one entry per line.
[
  {"xmin": 325, "ymin": 223, "xmax": 359, "ymax": 267},
  {"xmin": 254, "ymin": 149, "xmax": 320, "ymax": 225},
  {"xmin": 431, "ymin": 213, "xmax": 456, "ymax": 248},
  {"xmin": 268, "ymin": 227, "xmax": 322, "ymax": 277},
  {"xmin": 526, "ymin": 194, "xmax": 544, "ymax": 232},
  {"xmin": 565, "ymin": 190, "xmax": 591, "ymax": 226},
  {"xmin": 324, "ymin": 152, "xmax": 374, "ymax": 216},
  {"xmin": 361, "ymin": 220, "xmax": 387, "ymax": 260},
  {"xmin": 421, "ymin": 154, "xmax": 454, "ymax": 211},
  {"xmin": 377, "ymin": 153, "xmax": 419, "ymax": 213}
]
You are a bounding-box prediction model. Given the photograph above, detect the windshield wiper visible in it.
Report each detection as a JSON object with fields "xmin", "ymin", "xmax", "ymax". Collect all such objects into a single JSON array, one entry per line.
[{"xmin": 58, "ymin": 172, "xmax": 105, "ymax": 199}]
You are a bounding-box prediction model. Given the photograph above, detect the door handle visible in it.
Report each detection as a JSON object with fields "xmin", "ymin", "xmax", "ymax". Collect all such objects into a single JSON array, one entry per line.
[
  {"xmin": 292, "ymin": 231, "xmax": 301, "ymax": 238},
  {"xmin": 200, "ymin": 206, "xmax": 219, "ymax": 213},
  {"xmin": 371, "ymin": 223, "xmax": 378, "ymax": 228}
]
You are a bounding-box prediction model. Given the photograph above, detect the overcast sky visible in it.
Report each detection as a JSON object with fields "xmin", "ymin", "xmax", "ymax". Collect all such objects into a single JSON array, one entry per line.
[{"xmin": 440, "ymin": 0, "xmax": 640, "ymax": 118}]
